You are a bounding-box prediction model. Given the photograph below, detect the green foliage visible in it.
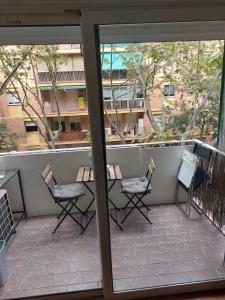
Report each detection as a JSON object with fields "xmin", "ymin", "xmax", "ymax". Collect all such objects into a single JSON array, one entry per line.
[
  {"xmin": 119, "ymin": 41, "xmax": 223, "ymax": 143},
  {"xmin": 0, "ymin": 121, "xmax": 19, "ymax": 152},
  {"xmin": 0, "ymin": 45, "xmax": 66, "ymax": 149}
]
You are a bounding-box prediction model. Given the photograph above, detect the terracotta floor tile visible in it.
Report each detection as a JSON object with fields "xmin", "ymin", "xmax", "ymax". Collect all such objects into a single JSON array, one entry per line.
[
  {"xmin": 67, "ymin": 281, "xmax": 99, "ymax": 291},
  {"xmin": 39, "ymin": 262, "xmax": 69, "ymax": 275},
  {"xmin": 69, "ymin": 259, "xmax": 99, "ymax": 272},
  {"xmin": 53, "ymin": 272, "xmax": 83, "ymax": 286},
  {"xmin": 113, "ymin": 275, "xmax": 160, "ymax": 291},
  {"xmin": 159, "ymin": 272, "xmax": 190, "ymax": 285},
  {"xmin": 2, "ymin": 204, "xmax": 225, "ymax": 297},
  {"xmin": 0, "ymin": 285, "xmax": 67, "ymax": 299},
  {"xmin": 187, "ymin": 270, "xmax": 221, "ymax": 281},
  {"xmin": 19, "ymin": 274, "xmax": 53, "ymax": 290}
]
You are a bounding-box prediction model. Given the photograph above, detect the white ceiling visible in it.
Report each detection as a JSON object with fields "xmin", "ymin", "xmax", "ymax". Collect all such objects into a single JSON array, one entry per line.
[
  {"xmin": 1, "ymin": 21, "xmax": 225, "ymax": 45},
  {"xmin": 0, "ymin": 0, "xmax": 225, "ymax": 44},
  {"xmin": 1, "ymin": 0, "xmax": 225, "ymax": 15}
]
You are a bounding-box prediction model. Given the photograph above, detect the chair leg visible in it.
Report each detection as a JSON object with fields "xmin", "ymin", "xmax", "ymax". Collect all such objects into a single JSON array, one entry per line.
[
  {"xmin": 123, "ymin": 193, "xmax": 135, "ymax": 210},
  {"xmin": 134, "ymin": 201, "xmax": 152, "ymax": 224},
  {"xmin": 53, "ymin": 200, "xmax": 84, "ymax": 233},
  {"xmin": 53, "ymin": 202, "xmax": 74, "ymax": 233},
  {"xmin": 81, "ymin": 211, "xmax": 96, "ymax": 234},
  {"xmin": 136, "ymin": 194, "xmax": 151, "ymax": 211},
  {"xmin": 110, "ymin": 213, "xmax": 124, "ymax": 231},
  {"xmin": 121, "ymin": 194, "xmax": 136, "ymax": 224},
  {"xmin": 83, "ymin": 197, "xmax": 95, "ymax": 214},
  {"xmin": 121, "ymin": 194, "xmax": 152, "ymax": 225},
  {"xmin": 56, "ymin": 201, "xmax": 71, "ymax": 219}
]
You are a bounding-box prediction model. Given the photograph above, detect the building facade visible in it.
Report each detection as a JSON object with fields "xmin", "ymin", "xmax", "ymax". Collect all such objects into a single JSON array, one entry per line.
[{"xmin": 0, "ymin": 43, "xmax": 176, "ymax": 151}]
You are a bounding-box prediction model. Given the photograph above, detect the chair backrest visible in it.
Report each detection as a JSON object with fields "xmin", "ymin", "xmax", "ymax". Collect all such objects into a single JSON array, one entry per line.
[
  {"xmin": 41, "ymin": 165, "xmax": 57, "ymax": 198},
  {"xmin": 193, "ymin": 143, "xmax": 212, "ymax": 161},
  {"xmin": 145, "ymin": 158, "xmax": 155, "ymax": 193},
  {"xmin": 148, "ymin": 158, "xmax": 155, "ymax": 178},
  {"xmin": 146, "ymin": 158, "xmax": 155, "ymax": 178}
]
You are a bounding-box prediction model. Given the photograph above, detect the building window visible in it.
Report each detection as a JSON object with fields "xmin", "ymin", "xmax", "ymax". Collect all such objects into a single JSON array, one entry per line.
[
  {"xmin": 103, "ymin": 85, "xmax": 142, "ymax": 101},
  {"xmin": 6, "ymin": 93, "xmax": 20, "ymax": 105},
  {"xmin": 136, "ymin": 90, "xmax": 144, "ymax": 99},
  {"xmin": 103, "ymin": 87, "xmax": 112, "ymax": 100},
  {"xmin": 102, "ymin": 70, "xmax": 127, "ymax": 80},
  {"xmin": 25, "ymin": 122, "xmax": 38, "ymax": 132},
  {"xmin": 54, "ymin": 121, "xmax": 65, "ymax": 132},
  {"xmin": 163, "ymin": 84, "xmax": 175, "ymax": 97},
  {"xmin": 70, "ymin": 122, "xmax": 81, "ymax": 132}
]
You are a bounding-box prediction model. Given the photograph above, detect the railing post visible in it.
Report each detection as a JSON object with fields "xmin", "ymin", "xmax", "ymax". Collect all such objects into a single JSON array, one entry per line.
[{"xmin": 218, "ymin": 42, "xmax": 225, "ymax": 151}]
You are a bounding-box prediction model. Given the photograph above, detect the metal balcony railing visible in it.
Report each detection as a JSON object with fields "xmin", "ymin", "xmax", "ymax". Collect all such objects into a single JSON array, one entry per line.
[
  {"xmin": 43, "ymin": 99, "xmax": 144, "ymax": 113},
  {"xmin": 104, "ymin": 99, "xmax": 145, "ymax": 110},
  {"xmin": 38, "ymin": 71, "xmax": 85, "ymax": 83},
  {"xmin": 57, "ymin": 131, "xmax": 84, "ymax": 141}
]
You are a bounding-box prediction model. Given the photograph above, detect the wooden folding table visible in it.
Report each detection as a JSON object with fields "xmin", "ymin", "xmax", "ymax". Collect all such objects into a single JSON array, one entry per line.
[{"xmin": 76, "ymin": 164, "xmax": 123, "ymax": 231}]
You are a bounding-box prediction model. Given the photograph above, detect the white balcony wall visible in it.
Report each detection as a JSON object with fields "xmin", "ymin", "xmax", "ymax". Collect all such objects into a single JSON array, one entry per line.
[{"xmin": 1, "ymin": 144, "xmax": 192, "ymax": 217}]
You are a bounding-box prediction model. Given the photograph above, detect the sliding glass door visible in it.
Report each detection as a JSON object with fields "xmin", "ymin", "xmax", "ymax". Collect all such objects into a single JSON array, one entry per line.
[{"xmin": 81, "ymin": 8, "xmax": 225, "ymax": 299}]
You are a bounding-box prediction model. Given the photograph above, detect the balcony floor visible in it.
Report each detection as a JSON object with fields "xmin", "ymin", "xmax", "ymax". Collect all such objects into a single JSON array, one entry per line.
[{"xmin": 1, "ymin": 204, "xmax": 225, "ymax": 299}]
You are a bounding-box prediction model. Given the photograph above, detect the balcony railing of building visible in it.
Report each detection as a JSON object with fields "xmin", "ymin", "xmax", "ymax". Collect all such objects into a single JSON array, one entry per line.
[
  {"xmin": 43, "ymin": 99, "xmax": 144, "ymax": 114},
  {"xmin": 38, "ymin": 70, "xmax": 128, "ymax": 84},
  {"xmin": 38, "ymin": 71, "xmax": 86, "ymax": 83},
  {"xmin": 104, "ymin": 99, "xmax": 145, "ymax": 110},
  {"xmin": 58, "ymin": 131, "xmax": 84, "ymax": 142},
  {"xmin": 58, "ymin": 44, "xmax": 81, "ymax": 50}
]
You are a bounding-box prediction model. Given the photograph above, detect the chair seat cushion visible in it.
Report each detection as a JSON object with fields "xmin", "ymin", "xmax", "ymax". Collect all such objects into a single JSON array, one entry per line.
[
  {"xmin": 121, "ymin": 176, "xmax": 148, "ymax": 187},
  {"xmin": 54, "ymin": 183, "xmax": 85, "ymax": 199},
  {"xmin": 121, "ymin": 177, "xmax": 152, "ymax": 194}
]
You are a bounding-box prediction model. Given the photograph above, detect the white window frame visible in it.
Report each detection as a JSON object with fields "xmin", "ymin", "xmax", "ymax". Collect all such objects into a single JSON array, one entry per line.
[
  {"xmin": 6, "ymin": 92, "xmax": 20, "ymax": 105},
  {"xmin": 81, "ymin": 7, "xmax": 225, "ymax": 300},
  {"xmin": 24, "ymin": 121, "xmax": 38, "ymax": 132},
  {"xmin": 163, "ymin": 84, "xmax": 175, "ymax": 97},
  {"xmin": 1, "ymin": 3, "xmax": 225, "ymax": 299}
]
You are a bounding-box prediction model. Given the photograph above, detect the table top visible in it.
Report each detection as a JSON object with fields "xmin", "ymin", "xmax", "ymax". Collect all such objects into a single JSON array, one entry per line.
[{"xmin": 76, "ymin": 164, "xmax": 122, "ymax": 183}]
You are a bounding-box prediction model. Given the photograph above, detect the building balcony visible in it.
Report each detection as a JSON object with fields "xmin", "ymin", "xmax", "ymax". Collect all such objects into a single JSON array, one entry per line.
[
  {"xmin": 104, "ymin": 99, "xmax": 145, "ymax": 111},
  {"xmin": 1, "ymin": 140, "xmax": 225, "ymax": 299},
  {"xmin": 38, "ymin": 71, "xmax": 86, "ymax": 84},
  {"xmin": 57, "ymin": 131, "xmax": 84, "ymax": 142},
  {"xmin": 44, "ymin": 99, "xmax": 145, "ymax": 117}
]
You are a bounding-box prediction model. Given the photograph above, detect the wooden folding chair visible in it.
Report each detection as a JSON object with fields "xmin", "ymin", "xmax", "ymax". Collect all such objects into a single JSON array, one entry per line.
[
  {"xmin": 121, "ymin": 158, "xmax": 155, "ymax": 224},
  {"xmin": 42, "ymin": 165, "xmax": 85, "ymax": 233}
]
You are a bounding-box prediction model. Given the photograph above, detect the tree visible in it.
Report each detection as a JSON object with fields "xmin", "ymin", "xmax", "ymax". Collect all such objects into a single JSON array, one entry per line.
[
  {"xmin": 114, "ymin": 41, "xmax": 223, "ymax": 143},
  {"xmin": 0, "ymin": 45, "xmax": 65, "ymax": 149},
  {"xmin": 101, "ymin": 44, "xmax": 140, "ymax": 144},
  {"xmin": 0, "ymin": 120, "xmax": 19, "ymax": 152},
  {"xmin": 164, "ymin": 40, "xmax": 223, "ymax": 143},
  {"xmin": 120, "ymin": 42, "xmax": 177, "ymax": 141}
]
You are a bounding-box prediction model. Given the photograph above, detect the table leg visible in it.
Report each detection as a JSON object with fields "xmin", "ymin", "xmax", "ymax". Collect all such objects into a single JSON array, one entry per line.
[
  {"xmin": 110, "ymin": 213, "xmax": 123, "ymax": 231},
  {"xmin": 82, "ymin": 180, "xmax": 123, "ymax": 232},
  {"xmin": 83, "ymin": 182, "xmax": 95, "ymax": 214},
  {"xmin": 108, "ymin": 180, "xmax": 120, "ymax": 211},
  {"xmin": 82, "ymin": 182, "xmax": 96, "ymax": 232},
  {"xmin": 18, "ymin": 170, "xmax": 27, "ymax": 218}
]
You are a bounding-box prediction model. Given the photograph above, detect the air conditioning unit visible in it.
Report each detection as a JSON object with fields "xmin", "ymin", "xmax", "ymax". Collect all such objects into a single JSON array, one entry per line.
[{"xmin": 0, "ymin": 190, "xmax": 14, "ymax": 243}]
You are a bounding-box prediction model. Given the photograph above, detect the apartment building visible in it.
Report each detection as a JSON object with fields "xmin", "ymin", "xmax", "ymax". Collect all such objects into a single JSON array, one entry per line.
[{"xmin": 0, "ymin": 43, "xmax": 173, "ymax": 151}]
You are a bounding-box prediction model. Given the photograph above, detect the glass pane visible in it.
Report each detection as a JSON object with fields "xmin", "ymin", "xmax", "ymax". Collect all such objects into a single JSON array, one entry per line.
[
  {"xmin": 99, "ymin": 23, "xmax": 225, "ymax": 292},
  {"xmin": 0, "ymin": 27, "xmax": 101, "ymax": 299}
]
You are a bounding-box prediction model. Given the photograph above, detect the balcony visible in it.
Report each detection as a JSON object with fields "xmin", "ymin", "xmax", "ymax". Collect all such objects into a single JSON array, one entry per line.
[
  {"xmin": 38, "ymin": 71, "xmax": 86, "ymax": 84},
  {"xmin": 57, "ymin": 131, "xmax": 84, "ymax": 142},
  {"xmin": 104, "ymin": 99, "xmax": 145, "ymax": 111},
  {"xmin": 1, "ymin": 140, "xmax": 225, "ymax": 299},
  {"xmin": 43, "ymin": 99, "xmax": 145, "ymax": 116}
]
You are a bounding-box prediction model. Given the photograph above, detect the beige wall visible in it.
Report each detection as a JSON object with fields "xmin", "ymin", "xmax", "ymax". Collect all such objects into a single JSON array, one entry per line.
[{"xmin": 37, "ymin": 54, "xmax": 85, "ymax": 72}]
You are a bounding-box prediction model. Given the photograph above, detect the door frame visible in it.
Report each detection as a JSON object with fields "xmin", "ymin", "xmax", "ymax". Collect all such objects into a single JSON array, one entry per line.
[{"xmin": 80, "ymin": 6, "xmax": 225, "ymax": 300}]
